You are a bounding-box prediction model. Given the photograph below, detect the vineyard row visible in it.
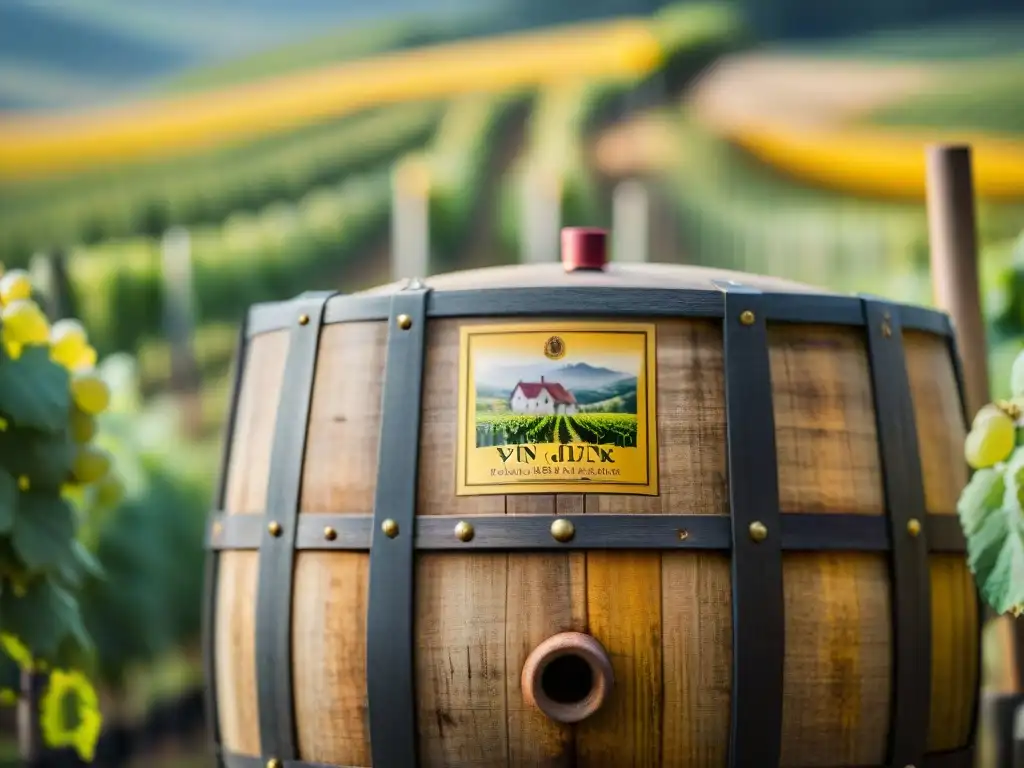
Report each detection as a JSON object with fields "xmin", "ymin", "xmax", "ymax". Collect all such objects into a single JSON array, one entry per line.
[{"xmin": 476, "ymin": 414, "xmax": 638, "ymax": 448}]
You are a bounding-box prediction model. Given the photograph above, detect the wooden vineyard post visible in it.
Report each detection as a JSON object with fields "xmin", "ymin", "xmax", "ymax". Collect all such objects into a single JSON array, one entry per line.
[
  {"xmin": 161, "ymin": 226, "xmax": 202, "ymax": 438},
  {"xmin": 17, "ymin": 670, "xmax": 45, "ymax": 767},
  {"xmin": 926, "ymin": 146, "xmax": 990, "ymax": 416},
  {"xmin": 612, "ymin": 180, "xmax": 650, "ymax": 263},
  {"xmin": 391, "ymin": 159, "xmax": 432, "ymax": 282},
  {"xmin": 924, "ymin": 143, "xmax": 1023, "ymax": 766},
  {"xmin": 520, "ymin": 167, "xmax": 561, "ymax": 264},
  {"xmin": 29, "ymin": 250, "xmax": 75, "ymax": 321}
]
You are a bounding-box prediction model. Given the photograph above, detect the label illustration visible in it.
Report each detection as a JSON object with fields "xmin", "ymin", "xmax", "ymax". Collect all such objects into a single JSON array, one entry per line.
[{"xmin": 456, "ymin": 321, "xmax": 658, "ymax": 496}]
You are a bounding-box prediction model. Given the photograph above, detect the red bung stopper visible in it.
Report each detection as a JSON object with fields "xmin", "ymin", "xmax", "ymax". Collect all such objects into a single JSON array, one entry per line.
[{"xmin": 561, "ymin": 227, "xmax": 608, "ymax": 272}]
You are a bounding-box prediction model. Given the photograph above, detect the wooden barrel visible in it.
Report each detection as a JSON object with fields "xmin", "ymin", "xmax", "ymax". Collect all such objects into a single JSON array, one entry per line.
[{"xmin": 203, "ymin": 248, "xmax": 980, "ymax": 767}]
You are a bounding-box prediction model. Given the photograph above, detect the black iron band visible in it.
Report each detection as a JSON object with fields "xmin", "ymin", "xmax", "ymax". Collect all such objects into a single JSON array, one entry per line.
[
  {"xmin": 254, "ymin": 291, "xmax": 335, "ymax": 762},
  {"xmin": 208, "ymin": 511, "xmax": 966, "ymax": 553},
  {"xmin": 862, "ymin": 297, "xmax": 932, "ymax": 767},
  {"xmin": 246, "ymin": 287, "xmax": 952, "ymax": 339},
  {"xmin": 202, "ymin": 317, "xmax": 249, "ymax": 768},
  {"xmin": 718, "ymin": 281, "xmax": 785, "ymax": 767},
  {"xmin": 365, "ymin": 286, "xmax": 430, "ymax": 768}
]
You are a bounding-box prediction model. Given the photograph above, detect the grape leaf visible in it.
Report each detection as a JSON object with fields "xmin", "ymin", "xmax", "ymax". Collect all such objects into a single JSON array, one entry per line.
[
  {"xmin": 0, "ymin": 468, "xmax": 16, "ymax": 534},
  {"xmin": 965, "ymin": 505, "xmax": 1024, "ymax": 615},
  {"xmin": 960, "ymin": 459, "xmax": 1024, "ymax": 614},
  {"xmin": 0, "ymin": 346, "xmax": 70, "ymax": 433},
  {"xmin": 11, "ymin": 492, "xmax": 76, "ymax": 571},
  {"xmin": 957, "ymin": 467, "xmax": 1005, "ymax": 536},
  {"xmin": 0, "ymin": 428, "xmax": 74, "ymax": 491},
  {"xmin": 0, "ymin": 577, "xmax": 76, "ymax": 658},
  {"xmin": 54, "ymin": 541, "xmax": 105, "ymax": 590}
]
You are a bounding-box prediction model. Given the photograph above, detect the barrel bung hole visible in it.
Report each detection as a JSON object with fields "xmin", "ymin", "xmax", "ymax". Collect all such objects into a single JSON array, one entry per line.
[{"xmin": 540, "ymin": 653, "xmax": 595, "ymax": 705}]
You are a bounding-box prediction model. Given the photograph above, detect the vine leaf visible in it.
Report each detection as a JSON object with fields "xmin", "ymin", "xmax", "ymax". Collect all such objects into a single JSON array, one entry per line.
[
  {"xmin": 0, "ymin": 468, "xmax": 16, "ymax": 534},
  {"xmin": 11, "ymin": 492, "xmax": 76, "ymax": 571},
  {"xmin": 0, "ymin": 577, "xmax": 76, "ymax": 658},
  {"xmin": 0, "ymin": 346, "xmax": 70, "ymax": 434},
  {"xmin": 958, "ymin": 462, "xmax": 1024, "ymax": 614}
]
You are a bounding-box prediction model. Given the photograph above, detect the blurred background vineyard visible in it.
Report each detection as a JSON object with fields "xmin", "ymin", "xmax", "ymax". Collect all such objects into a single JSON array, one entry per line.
[{"xmin": 1, "ymin": 0, "xmax": 1022, "ymax": 764}]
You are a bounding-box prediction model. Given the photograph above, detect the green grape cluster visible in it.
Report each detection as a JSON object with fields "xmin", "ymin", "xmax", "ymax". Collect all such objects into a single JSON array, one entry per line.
[
  {"xmin": 957, "ymin": 347, "xmax": 1024, "ymax": 619},
  {"xmin": 0, "ymin": 266, "xmax": 123, "ymax": 762}
]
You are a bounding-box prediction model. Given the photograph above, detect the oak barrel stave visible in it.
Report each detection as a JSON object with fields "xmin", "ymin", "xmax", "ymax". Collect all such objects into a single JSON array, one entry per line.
[{"xmin": 209, "ymin": 268, "xmax": 978, "ymax": 768}]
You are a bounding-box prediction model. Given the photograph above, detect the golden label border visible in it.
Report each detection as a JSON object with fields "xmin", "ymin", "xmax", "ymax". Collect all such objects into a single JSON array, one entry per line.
[{"xmin": 455, "ymin": 320, "xmax": 659, "ymax": 496}]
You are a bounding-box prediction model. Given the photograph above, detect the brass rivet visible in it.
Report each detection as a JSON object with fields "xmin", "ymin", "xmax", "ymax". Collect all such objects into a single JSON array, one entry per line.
[
  {"xmin": 677, "ymin": 529, "xmax": 689, "ymax": 541},
  {"xmin": 267, "ymin": 760, "xmax": 282, "ymax": 768},
  {"xmin": 268, "ymin": 521, "xmax": 282, "ymax": 537},
  {"xmin": 324, "ymin": 526, "xmax": 337, "ymax": 541},
  {"xmin": 454, "ymin": 521, "xmax": 475, "ymax": 542},
  {"xmin": 551, "ymin": 518, "xmax": 575, "ymax": 543},
  {"xmin": 298, "ymin": 313, "xmax": 310, "ymax": 326},
  {"xmin": 882, "ymin": 321, "xmax": 893, "ymax": 338},
  {"xmin": 382, "ymin": 519, "xmax": 399, "ymax": 538},
  {"xmin": 739, "ymin": 310, "xmax": 755, "ymax": 326},
  {"xmin": 749, "ymin": 521, "xmax": 768, "ymax": 542},
  {"xmin": 396, "ymin": 313, "xmax": 413, "ymax": 330},
  {"xmin": 211, "ymin": 521, "xmax": 223, "ymax": 537},
  {"xmin": 907, "ymin": 518, "xmax": 921, "ymax": 537}
]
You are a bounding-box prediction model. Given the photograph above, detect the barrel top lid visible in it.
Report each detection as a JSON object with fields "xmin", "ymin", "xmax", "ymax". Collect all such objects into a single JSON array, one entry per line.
[{"xmin": 354, "ymin": 262, "xmax": 838, "ymax": 297}]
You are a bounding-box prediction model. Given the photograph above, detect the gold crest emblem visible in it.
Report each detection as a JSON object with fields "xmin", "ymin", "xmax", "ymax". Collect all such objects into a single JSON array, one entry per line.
[{"xmin": 544, "ymin": 335, "xmax": 566, "ymax": 359}]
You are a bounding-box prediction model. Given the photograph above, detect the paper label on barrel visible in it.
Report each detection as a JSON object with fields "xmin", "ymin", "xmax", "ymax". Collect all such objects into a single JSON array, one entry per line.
[{"xmin": 456, "ymin": 321, "xmax": 659, "ymax": 496}]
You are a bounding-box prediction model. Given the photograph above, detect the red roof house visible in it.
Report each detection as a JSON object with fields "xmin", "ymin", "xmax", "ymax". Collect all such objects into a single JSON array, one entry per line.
[{"xmin": 509, "ymin": 376, "xmax": 577, "ymax": 414}]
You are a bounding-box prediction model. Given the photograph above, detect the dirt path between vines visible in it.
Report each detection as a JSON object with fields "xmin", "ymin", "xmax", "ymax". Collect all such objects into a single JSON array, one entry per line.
[{"xmin": 685, "ymin": 51, "xmax": 936, "ymax": 133}]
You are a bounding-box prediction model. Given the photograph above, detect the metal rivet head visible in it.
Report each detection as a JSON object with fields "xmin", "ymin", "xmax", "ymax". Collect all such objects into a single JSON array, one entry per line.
[
  {"xmin": 749, "ymin": 521, "xmax": 768, "ymax": 542},
  {"xmin": 211, "ymin": 521, "xmax": 223, "ymax": 537},
  {"xmin": 677, "ymin": 529, "xmax": 689, "ymax": 541},
  {"xmin": 454, "ymin": 521, "xmax": 475, "ymax": 542},
  {"xmin": 382, "ymin": 519, "xmax": 399, "ymax": 538},
  {"xmin": 268, "ymin": 521, "xmax": 282, "ymax": 537},
  {"xmin": 739, "ymin": 310, "xmax": 755, "ymax": 326},
  {"xmin": 396, "ymin": 314, "xmax": 413, "ymax": 330},
  {"xmin": 267, "ymin": 760, "xmax": 282, "ymax": 768},
  {"xmin": 551, "ymin": 518, "xmax": 575, "ymax": 543},
  {"xmin": 324, "ymin": 526, "xmax": 337, "ymax": 541},
  {"xmin": 298, "ymin": 313, "xmax": 310, "ymax": 326},
  {"xmin": 907, "ymin": 518, "xmax": 921, "ymax": 537}
]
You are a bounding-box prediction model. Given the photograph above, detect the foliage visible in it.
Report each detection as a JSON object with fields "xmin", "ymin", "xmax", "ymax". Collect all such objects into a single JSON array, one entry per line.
[
  {"xmin": 0, "ymin": 104, "xmax": 441, "ymax": 268},
  {"xmin": 956, "ymin": 352, "xmax": 1024, "ymax": 616},
  {"xmin": 415, "ymin": 93, "xmax": 527, "ymax": 268},
  {"xmin": 0, "ymin": 14, "xmax": 675, "ymax": 182},
  {"xmin": 985, "ymin": 231, "xmax": 1024, "ymax": 340},
  {"xmin": 77, "ymin": 354, "xmax": 210, "ymax": 690},
  {"xmin": 868, "ymin": 53, "xmax": 1024, "ymax": 136},
  {"xmin": 0, "ymin": 268, "xmax": 123, "ymax": 762},
  {"xmin": 67, "ymin": 170, "xmax": 391, "ymax": 355},
  {"xmin": 663, "ymin": 113, "xmax": 1024, "ymax": 299},
  {"xmin": 497, "ymin": 81, "xmax": 616, "ymax": 257}
]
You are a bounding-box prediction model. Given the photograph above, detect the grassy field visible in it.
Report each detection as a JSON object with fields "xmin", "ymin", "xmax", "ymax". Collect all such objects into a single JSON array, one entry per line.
[
  {"xmin": 868, "ymin": 53, "xmax": 1024, "ymax": 136},
  {"xmin": 688, "ymin": 17, "xmax": 1024, "ymax": 199}
]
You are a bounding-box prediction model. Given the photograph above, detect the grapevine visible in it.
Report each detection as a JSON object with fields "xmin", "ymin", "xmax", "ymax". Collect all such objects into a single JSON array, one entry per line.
[
  {"xmin": 475, "ymin": 413, "xmax": 639, "ymax": 446},
  {"xmin": 0, "ymin": 266, "xmax": 124, "ymax": 762},
  {"xmin": 956, "ymin": 348, "xmax": 1024, "ymax": 618}
]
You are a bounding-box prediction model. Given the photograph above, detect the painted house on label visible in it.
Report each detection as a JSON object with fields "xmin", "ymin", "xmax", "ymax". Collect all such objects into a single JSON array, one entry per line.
[{"xmin": 509, "ymin": 376, "xmax": 578, "ymax": 415}]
